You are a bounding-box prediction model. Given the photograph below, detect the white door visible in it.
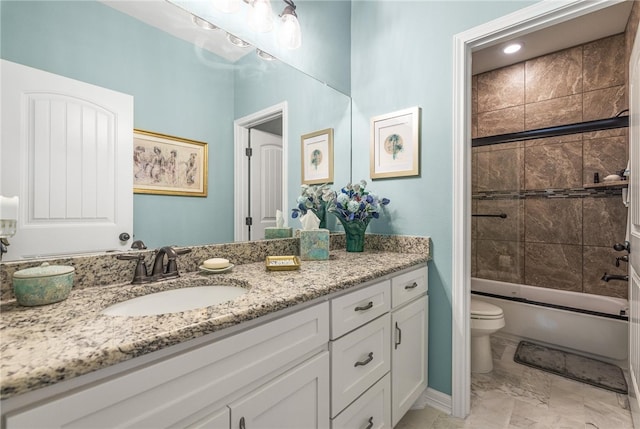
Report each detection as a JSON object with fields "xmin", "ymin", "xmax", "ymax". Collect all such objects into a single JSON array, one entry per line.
[
  {"xmin": 0, "ymin": 60, "xmax": 133, "ymax": 260},
  {"xmin": 229, "ymin": 351, "xmax": 330, "ymax": 429},
  {"xmin": 629, "ymin": 26, "xmax": 640, "ymax": 427},
  {"xmin": 391, "ymin": 297, "xmax": 428, "ymax": 427},
  {"xmin": 249, "ymin": 128, "xmax": 282, "ymax": 240}
]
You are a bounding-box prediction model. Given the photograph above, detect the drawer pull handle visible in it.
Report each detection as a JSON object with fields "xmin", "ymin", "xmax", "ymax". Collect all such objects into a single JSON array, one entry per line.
[
  {"xmin": 405, "ymin": 282, "xmax": 419, "ymax": 290},
  {"xmin": 364, "ymin": 416, "xmax": 374, "ymax": 429},
  {"xmin": 355, "ymin": 352, "xmax": 374, "ymax": 367},
  {"xmin": 395, "ymin": 322, "xmax": 402, "ymax": 349},
  {"xmin": 355, "ymin": 301, "xmax": 373, "ymax": 311},
  {"xmin": 240, "ymin": 417, "xmax": 246, "ymax": 429}
]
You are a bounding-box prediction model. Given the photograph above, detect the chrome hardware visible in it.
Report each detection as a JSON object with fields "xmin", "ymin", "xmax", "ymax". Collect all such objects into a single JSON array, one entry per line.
[
  {"xmin": 395, "ymin": 322, "xmax": 402, "ymax": 350},
  {"xmin": 354, "ymin": 352, "xmax": 374, "ymax": 367},
  {"xmin": 354, "ymin": 301, "xmax": 373, "ymax": 312},
  {"xmin": 364, "ymin": 416, "xmax": 374, "ymax": 429},
  {"xmin": 405, "ymin": 282, "xmax": 418, "ymax": 290}
]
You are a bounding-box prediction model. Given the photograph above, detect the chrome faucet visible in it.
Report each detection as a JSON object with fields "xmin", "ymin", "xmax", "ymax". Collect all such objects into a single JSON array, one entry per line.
[
  {"xmin": 601, "ymin": 273, "xmax": 629, "ymax": 282},
  {"xmin": 117, "ymin": 245, "xmax": 191, "ymax": 284}
]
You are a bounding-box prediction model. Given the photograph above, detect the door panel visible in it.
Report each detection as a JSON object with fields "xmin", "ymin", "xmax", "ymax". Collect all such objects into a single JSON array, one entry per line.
[
  {"xmin": 1, "ymin": 60, "xmax": 133, "ymax": 259},
  {"xmin": 249, "ymin": 129, "xmax": 282, "ymax": 240}
]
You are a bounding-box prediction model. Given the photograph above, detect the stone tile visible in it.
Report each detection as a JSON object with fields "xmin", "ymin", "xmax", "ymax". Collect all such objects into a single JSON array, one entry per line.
[
  {"xmin": 476, "ymin": 199, "xmax": 524, "ymax": 241},
  {"xmin": 467, "ymin": 390, "xmax": 515, "ymax": 428},
  {"xmin": 584, "ymin": 400, "xmax": 634, "ymax": 429},
  {"xmin": 472, "ymin": 151, "xmax": 478, "ymax": 193},
  {"xmin": 583, "ymin": 196, "xmax": 628, "ymax": 247},
  {"xmin": 525, "ymin": 94, "xmax": 582, "ymax": 130},
  {"xmin": 478, "ymin": 63, "xmax": 525, "ymax": 112},
  {"xmin": 524, "ymin": 198, "xmax": 582, "ymax": 245},
  {"xmin": 524, "ymin": 243, "xmax": 582, "ymax": 292},
  {"xmin": 583, "ymin": 135, "xmax": 628, "ymax": 184},
  {"xmin": 477, "ymin": 147, "xmax": 524, "ymax": 191},
  {"xmin": 395, "ymin": 406, "xmax": 445, "ymax": 429},
  {"xmin": 524, "ymin": 133, "xmax": 582, "ymax": 148},
  {"xmin": 471, "ymin": 237, "xmax": 477, "ymax": 278},
  {"xmin": 525, "ymin": 46, "xmax": 582, "ymax": 103},
  {"xmin": 583, "ymin": 246, "xmax": 628, "ymax": 299},
  {"xmin": 477, "ymin": 240, "xmax": 525, "ymax": 284},
  {"xmin": 511, "ymin": 398, "xmax": 583, "ymax": 429},
  {"xmin": 583, "ymin": 127, "xmax": 627, "ymax": 140},
  {"xmin": 478, "ymin": 105, "xmax": 525, "ymax": 137},
  {"xmin": 472, "ymin": 75, "xmax": 478, "ymax": 115},
  {"xmin": 583, "ymin": 85, "xmax": 627, "ymax": 121},
  {"xmin": 524, "ymin": 141, "xmax": 582, "ymax": 190},
  {"xmin": 583, "ymin": 34, "xmax": 625, "ymax": 92}
]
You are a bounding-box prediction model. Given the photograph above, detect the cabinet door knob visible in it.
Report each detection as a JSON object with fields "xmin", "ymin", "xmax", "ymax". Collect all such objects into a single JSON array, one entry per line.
[
  {"xmin": 239, "ymin": 416, "xmax": 246, "ymax": 429},
  {"xmin": 405, "ymin": 282, "xmax": 418, "ymax": 290},
  {"xmin": 364, "ymin": 416, "xmax": 374, "ymax": 429},
  {"xmin": 354, "ymin": 352, "xmax": 374, "ymax": 367},
  {"xmin": 354, "ymin": 301, "xmax": 373, "ymax": 311}
]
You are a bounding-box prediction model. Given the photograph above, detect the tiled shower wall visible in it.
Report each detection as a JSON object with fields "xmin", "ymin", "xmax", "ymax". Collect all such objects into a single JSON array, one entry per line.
[{"xmin": 471, "ymin": 33, "xmax": 630, "ymax": 299}]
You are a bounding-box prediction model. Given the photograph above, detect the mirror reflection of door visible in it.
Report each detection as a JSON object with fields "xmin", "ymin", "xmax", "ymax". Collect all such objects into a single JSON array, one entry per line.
[{"xmin": 248, "ymin": 120, "xmax": 282, "ymax": 240}]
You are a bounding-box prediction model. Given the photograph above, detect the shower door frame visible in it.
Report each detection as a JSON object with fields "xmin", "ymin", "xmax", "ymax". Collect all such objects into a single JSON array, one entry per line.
[{"xmin": 451, "ymin": 0, "xmax": 629, "ymax": 419}]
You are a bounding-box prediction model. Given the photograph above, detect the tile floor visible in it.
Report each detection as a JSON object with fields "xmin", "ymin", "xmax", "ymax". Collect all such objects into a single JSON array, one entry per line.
[{"xmin": 396, "ymin": 335, "xmax": 634, "ymax": 429}]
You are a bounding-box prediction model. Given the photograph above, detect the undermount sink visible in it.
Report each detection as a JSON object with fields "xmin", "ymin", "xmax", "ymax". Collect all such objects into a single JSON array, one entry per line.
[{"xmin": 102, "ymin": 285, "xmax": 248, "ymax": 317}]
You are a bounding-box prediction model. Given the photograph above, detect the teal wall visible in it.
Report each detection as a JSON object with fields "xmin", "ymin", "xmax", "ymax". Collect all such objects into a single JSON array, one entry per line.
[
  {"xmin": 1, "ymin": 0, "xmax": 236, "ymax": 248},
  {"xmin": 350, "ymin": 0, "xmax": 537, "ymax": 395}
]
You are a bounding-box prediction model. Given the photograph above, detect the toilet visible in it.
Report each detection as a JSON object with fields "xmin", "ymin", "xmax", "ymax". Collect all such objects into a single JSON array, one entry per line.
[{"xmin": 470, "ymin": 298, "xmax": 505, "ymax": 373}]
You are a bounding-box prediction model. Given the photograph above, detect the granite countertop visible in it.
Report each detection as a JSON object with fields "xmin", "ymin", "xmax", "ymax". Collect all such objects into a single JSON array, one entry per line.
[{"xmin": 0, "ymin": 249, "xmax": 429, "ymax": 400}]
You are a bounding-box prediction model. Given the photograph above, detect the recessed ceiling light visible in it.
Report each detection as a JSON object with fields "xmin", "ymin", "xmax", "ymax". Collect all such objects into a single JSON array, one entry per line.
[
  {"xmin": 503, "ymin": 43, "xmax": 522, "ymax": 54},
  {"xmin": 226, "ymin": 33, "xmax": 251, "ymax": 48},
  {"xmin": 256, "ymin": 48, "xmax": 276, "ymax": 61},
  {"xmin": 192, "ymin": 15, "xmax": 218, "ymax": 30}
]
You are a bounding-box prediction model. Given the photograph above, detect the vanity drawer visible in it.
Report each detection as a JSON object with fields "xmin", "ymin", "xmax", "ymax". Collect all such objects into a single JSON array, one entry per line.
[
  {"xmin": 391, "ymin": 266, "xmax": 427, "ymax": 309},
  {"xmin": 331, "ymin": 373, "xmax": 390, "ymax": 429},
  {"xmin": 331, "ymin": 280, "xmax": 390, "ymax": 339},
  {"xmin": 330, "ymin": 313, "xmax": 390, "ymax": 417}
]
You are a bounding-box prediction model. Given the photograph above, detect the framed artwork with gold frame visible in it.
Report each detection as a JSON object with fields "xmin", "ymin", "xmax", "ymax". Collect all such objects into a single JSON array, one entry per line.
[
  {"xmin": 133, "ymin": 129, "xmax": 208, "ymax": 197},
  {"xmin": 370, "ymin": 107, "xmax": 421, "ymax": 179},
  {"xmin": 301, "ymin": 128, "xmax": 334, "ymax": 185}
]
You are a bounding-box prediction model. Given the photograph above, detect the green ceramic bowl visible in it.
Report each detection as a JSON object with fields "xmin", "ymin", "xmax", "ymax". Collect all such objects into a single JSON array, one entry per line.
[{"xmin": 13, "ymin": 262, "xmax": 74, "ymax": 306}]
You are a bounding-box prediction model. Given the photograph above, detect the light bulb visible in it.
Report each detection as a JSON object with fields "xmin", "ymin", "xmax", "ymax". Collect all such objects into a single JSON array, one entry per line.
[
  {"xmin": 248, "ymin": 0, "xmax": 273, "ymax": 33},
  {"xmin": 277, "ymin": 11, "xmax": 301, "ymax": 49},
  {"xmin": 212, "ymin": 0, "xmax": 241, "ymax": 13},
  {"xmin": 503, "ymin": 43, "xmax": 522, "ymax": 54}
]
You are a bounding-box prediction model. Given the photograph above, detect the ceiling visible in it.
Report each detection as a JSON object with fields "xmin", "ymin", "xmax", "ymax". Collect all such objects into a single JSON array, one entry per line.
[
  {"xmin": 102, "ymin": 1, "xmax": 634, "ymax": 75},
  {"xmin": 472, "ymin": 1, "xmax": 634, "ymax": 74},
  {"xmin": 101, "ymin": 0, "xmax": 253, "ymax": 63}
]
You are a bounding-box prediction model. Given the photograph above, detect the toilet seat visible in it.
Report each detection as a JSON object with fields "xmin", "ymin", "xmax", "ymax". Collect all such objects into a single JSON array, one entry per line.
[{"xmin": 471, "ymin": 299, "xmax": 504, "ymax": 320}]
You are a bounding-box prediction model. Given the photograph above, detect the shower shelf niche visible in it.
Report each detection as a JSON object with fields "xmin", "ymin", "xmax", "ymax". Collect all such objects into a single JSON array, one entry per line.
[{"xmin": 583, "ymin": 180, "xmax": 628, "ymax": 189}]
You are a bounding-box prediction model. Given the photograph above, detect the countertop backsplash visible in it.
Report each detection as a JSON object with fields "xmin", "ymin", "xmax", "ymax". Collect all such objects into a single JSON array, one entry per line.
[{"xmin": 0, "ymin": 234, "xmax": 431, "ymax": 304}]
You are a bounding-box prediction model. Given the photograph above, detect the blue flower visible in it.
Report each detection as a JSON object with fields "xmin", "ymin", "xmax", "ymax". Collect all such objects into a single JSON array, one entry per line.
[{"xmin": 322, "ymin": 180, "xmax": 390, "ymax": 223}]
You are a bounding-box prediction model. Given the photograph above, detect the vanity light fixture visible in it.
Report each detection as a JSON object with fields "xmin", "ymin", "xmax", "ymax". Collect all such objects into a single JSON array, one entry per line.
[
  {"xmin": 192, "ymin": 15, "xmax": 218, "ymax": 30},
  {"xmin": 277, "ymin": 0, "xmax": 301, "ymax": 50},
  {"xmin": 503, "ymin": 42, "xmax": 522, "ymax": 54},
  {"xmin": 246, "ymin": 0, "xmax": 274, "ymax": 33},
  {"xmin": 227, "ymin": 33, "xmax": 251, "ymax": 48},
  {"xmin": 212, "ymin": 0, "xmax": 241, "ymax": 13},
  {"xmin": 256, "ymin": 48, "xmax": 276, "ymax": 61}
]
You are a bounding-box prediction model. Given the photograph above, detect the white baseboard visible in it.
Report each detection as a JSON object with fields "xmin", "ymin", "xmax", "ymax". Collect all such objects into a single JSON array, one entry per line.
[{"xmin": 410, "ymin": 387, "xmax": 452, "ymax": 415}]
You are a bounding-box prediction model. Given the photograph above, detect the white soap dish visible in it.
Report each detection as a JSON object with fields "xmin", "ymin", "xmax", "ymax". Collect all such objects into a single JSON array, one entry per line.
[{"xmin": 199, "ymin": 264, "xmax": 234, "ymax": 274}]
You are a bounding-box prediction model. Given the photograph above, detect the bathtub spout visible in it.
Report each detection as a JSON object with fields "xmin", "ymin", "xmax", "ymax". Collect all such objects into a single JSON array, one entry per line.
[{"xmin": 601, "ymin": 273, "xmax": 629, "ymax": 282}]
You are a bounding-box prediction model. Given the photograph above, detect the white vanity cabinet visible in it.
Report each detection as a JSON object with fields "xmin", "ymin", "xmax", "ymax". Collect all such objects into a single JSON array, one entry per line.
[
  {"xmin": 390, "ymin": 267, "xmax": 428, "ymax": 427},
  {"xmin": 5, "ymin": 302, "xmax": 330, "ymax": 429}
]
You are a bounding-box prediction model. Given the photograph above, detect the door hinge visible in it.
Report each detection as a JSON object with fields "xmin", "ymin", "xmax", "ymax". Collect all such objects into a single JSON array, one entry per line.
[
  {"xmin": 245, "ymin": 147, "xmax": 252, "ymax": 158},
  {"xmin": 245, "ymin": 216, "xmax": 253, "ymax": 226}
]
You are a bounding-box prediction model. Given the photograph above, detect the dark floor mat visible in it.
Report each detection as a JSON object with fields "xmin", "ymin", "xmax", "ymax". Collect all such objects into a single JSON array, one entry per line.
[{"xmin": 513, "ymin": 340, "xmax": 627, "ymax": 394}]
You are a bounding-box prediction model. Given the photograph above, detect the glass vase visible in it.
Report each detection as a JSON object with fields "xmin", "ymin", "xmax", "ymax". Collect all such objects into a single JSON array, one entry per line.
[
  {"xmin": 336, "ymin": 216, "xmax": 370, "ymax": 252},
  {"xmin": 311, "ymin": 201, "xmax": 327, "ymax": 229}
]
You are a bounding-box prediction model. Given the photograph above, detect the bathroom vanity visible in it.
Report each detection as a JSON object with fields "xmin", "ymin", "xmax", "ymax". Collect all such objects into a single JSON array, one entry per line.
[{"xmin": 0, "ymin": 241, "xmax": 430, "ymax": 429}]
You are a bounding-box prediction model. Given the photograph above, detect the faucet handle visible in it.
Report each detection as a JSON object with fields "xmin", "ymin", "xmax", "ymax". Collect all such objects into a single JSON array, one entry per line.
[{"xmin": 117, "ymin": 253, "xmax": 149, "ymax": 284}]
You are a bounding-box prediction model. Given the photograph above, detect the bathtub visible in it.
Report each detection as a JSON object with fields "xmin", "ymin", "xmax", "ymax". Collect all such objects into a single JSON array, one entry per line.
[{"xmin": 471, "ymin": 278, "xmax": 629, "ymax": 363}]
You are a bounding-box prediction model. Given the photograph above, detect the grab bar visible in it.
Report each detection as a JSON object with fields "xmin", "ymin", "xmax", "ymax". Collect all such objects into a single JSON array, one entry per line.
[{"xmin": 472, "ymin": 213, "xmax": 507, "ymax": 219}]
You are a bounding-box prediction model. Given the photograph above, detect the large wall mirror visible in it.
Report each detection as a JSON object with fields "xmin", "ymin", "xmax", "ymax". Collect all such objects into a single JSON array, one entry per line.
[{"xmin": 0, "ymin": 0, "xmax": 351, "ymax": 259}]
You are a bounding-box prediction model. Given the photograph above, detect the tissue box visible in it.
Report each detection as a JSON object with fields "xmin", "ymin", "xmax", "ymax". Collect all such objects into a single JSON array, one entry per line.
[
  {"xmin": 300, "ymin": 229, "xmax": 330, "ymax": 260},
  {"xmin": 264, "ymin": 227, "xmax": 293, "ymax": 239}
]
